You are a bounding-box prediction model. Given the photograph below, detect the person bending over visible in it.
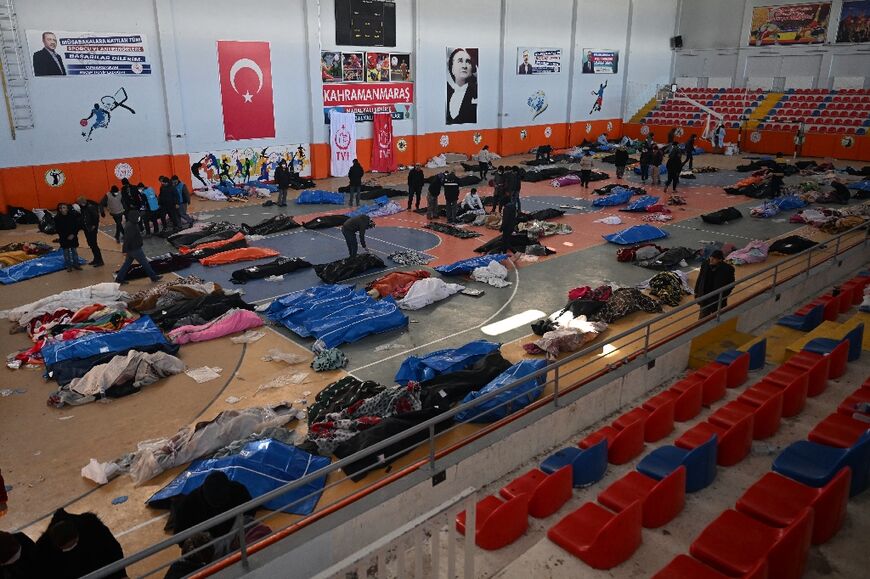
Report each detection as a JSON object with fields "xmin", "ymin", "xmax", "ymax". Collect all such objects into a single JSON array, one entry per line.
[{"xmin": 341, "ymin": 214, "xmax": 375, "ymax": 258}]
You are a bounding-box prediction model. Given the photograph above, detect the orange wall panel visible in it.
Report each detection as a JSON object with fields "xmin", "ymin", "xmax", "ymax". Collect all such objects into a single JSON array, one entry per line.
[{"xmin": 0, "ymin": 166, "xmax": 39, "ymax": 209}]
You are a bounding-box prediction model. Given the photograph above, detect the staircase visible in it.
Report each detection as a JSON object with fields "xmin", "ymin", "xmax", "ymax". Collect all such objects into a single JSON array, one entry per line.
[
  {"xmin": 0, "ymin": 0, "xmax": 33, "ymax": 138},
  {"xmin": 630, "ymin": 97, "xmax": 658, "ymax": 123},
  {"xmin": 746, "ymin": 92, "xmax": 783, "ymax": 129}
]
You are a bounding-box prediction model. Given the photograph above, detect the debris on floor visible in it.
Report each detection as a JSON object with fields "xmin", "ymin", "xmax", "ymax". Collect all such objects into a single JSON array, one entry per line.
[{"xmin": 186, "ymin": 366, "xmax": 223, "ymax": 383}]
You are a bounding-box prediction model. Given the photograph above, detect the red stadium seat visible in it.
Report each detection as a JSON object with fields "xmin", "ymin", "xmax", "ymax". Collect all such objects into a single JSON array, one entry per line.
[
  {"xmin": 548, "ymin": 501, "xmax": 643, "ymax": 569},
  {"xmin": 598, "ymin": 467, "xmax": 685, "ymax": 529},
  {"xmin": 500, "ymin": 466, "xmax": 572, "ymax": 519},
  {"xmin": 653, "ymin": 554, "xmax": 767, "ymax": 579},
  {"xmin": 763, "ymin": 366, "xmax": 809, "ymax": 416},
  {"xmin": 807, "ymin": 413, "xmax": 870, "ymax": 448},
  {"xmin": 690, "ymin": 362, "xmax": 728, "ymax": 406},
  {"xmin": 579, "ymin": 415, "xmax": 646, "ymax": 465},
  {"xmin": 614, "ymin": 399, "xmax": 675, "ymax": 443},
  {"xmin": 838, "ymin": 387, "xmax": 870, "ymax": 417},
  {"xmin": 676, "ymin": 413, "xmax": 753, "ymax": 466},
  {"xmin": 644, "ymin": 378, "xmax": 704, "ymax": 423},
  {"xmin": 456, "ymin": 493, "xmax": 529, "ymax": 550}
]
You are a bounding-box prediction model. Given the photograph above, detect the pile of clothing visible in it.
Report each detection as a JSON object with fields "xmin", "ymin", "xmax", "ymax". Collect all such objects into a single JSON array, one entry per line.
[
  {"xmin": 167, "ymin": 308, "xmax": 263, "ymax": 345},
  {"xmin": 266, "ymin": 284, "xmax": 408, "ymax": 350},
  {"xmin": 124, "ymin": 253, "xmax": 195, "ymax": 280},
  {"xmin": 0, "ymin": 241, "xmax": 54, "ymax": 267},
  {"xmin": 527, "ymin": 300, "xmax": 608, "ymax": 356},
  {"xmin": 396, "ymin": 278, "xmax": 464, "ymax": 310},
  {"xmin": 240, "ymin": 214, "xmax": 301, "ymax": 236},
  {"xmin": 726, "ymin": 240, "xmax": 770, "ymax": 265},
  {"xmin": 594, "ymin": 288, "xmax": 663, "ymax": 323},
  {"xmin": 723, "ymin": 174, "xmax": 768, "ymax": 198},
  {"xmin": 425, "ymin": 222, "xmax": 481, "ymax": 239},
  {"xmin": 701, "ymin": 207, "xmax": 743, "ymax": 225},
  {"xmin": 181, "ymin": 232, "xmax": 248, "ymax": 260},
  {"xmin": 133, "ymin": 284, "xmax": 253, "ymax": 332},
  {"xmin": 302, "ymin": 214, "xmax": 349, "ymax": 229},
  {"xmin": 168, "ymin": 221, "xmax": 240, "ymax": 248},
  {"xmin": 200, "ymin": 246, "xmax": 280, "ymax": 267},
  {"xmin": 516, "ymin": 220, "xmax": 573, "ymax": 239},
  {"xmin": 230, "ymin": 257, "xmax": 312, "ymax": 284},
  {"xmin": 643, "ymin": 271, "xmax": 692, "ymax": 307},
  {"xmin": 635, "ymin": 247, "xmax": 696, "ymax": 270},
  {"xmin": 769, "ymin": 235, "xmax": 817, "ymax": 255},
  {"xmin": 314, "ymin": 253, "xmax": 385, "ymax": 283},
  {"xmin": 366, "ymin": 270, "xmax": 431, "ymax": 299}
]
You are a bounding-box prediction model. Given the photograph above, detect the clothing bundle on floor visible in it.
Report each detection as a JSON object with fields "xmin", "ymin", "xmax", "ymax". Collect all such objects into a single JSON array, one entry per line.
[
  {"xmin": 366, "ymin": 270, "xmax": 431, "ymax": 299},
  {"xmin": 769, "ymin": 235, "xmax": 818, "ymax": 255},
  {"xmin": 593, "ymin": 288, "xmax": 663, "ymax": 323},
  {"xmin": 266, "ymin": 284, "xmax": 408, "ymax": 350},
  {"xmin": 388, "ymin": 251, "xmax": 435, "ymax": 266},
  {"xmin": 240, "ymin": 215, "xmax": 301, "ymax": 236},
  {"xmin": 168, "ymin": 222, "xmax": 240, "ymax": 248},
  {"xmin": 726, "ymin": 240, "xmax": 770, "ymax": 265},
  {"xmin": 517, "ymin": 208, "xmax": 566, "ymax": 222},
  {"xmin": 701, "ymin": 207, "xmax": 743, "ymax": 225},
  {"xmin": 621, "ymin": 196, "xmax": 660, "ymax": 212},
  {"xmin": 425, "ymin": 222, "xmax": 482, "ymax": 238},
  {"xmin": 167, "ymin": 308, "xmax": 264, "ymax": 345},
  {"xmin": 125, "ymin": 253, "xmax": 195, "ymax": 280},
  {"xmin": 314, "ymin": 253, "xmax": 385, "ymax": 283},
  {"xmin": 230, "ymin": 257, "xmax": 312, "ymax": 284},
  {"xmin": 0, "ymin": 241, "xmax": 54, "ymax": 267},
  {"xmin": 636, "ymin": 247, "xmax": 696, "ymax": 270},
  {"xmin": 645, "ymin": 271, "xmax": 691, "ymax": 306},
  {"xmin": 296, "ymin": 190, "xmax": 345, "ymax": 204},
  {"xmin": 199, "ymin": 246, "xmax": 280, "ymax": 267},
  {"xmin": 616, "ymin": 243, "xmax": 667, "ymax": 263},
  {"xmin": 182, "ymin": 233, "xmax": 248, "ymax": 260},
  {"xmin": 139, "ymin": 289, "xmax": 253, "ymax": 331},
  {"xmin": 48, "ymin": 350, "xmax": 185, "ymax": 408},
  {"xmin": 302, "ymin": 214, "xmax": 349, "ymax": 229},
  {"xmin": 396, "ymin": 278, "xmax": 464, "ymax": 310},
  {"xmin": 516, "ymin": 220, "xmax": 573, "ymax": 239}
]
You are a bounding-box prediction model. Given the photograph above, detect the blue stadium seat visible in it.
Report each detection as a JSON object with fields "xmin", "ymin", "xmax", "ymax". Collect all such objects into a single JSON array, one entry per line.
[
  {"xmin": 637, "ymin": 434, "xmax": 718, "ymax": 493},
  {"xmin": 541, "ymin": 438, "xmax": 608, "ymax": 488},
  {"xmin": 777, "ymin": 304, "xmax": 824, "ymax": 332},
  {"xmin": 772, "ymin": 431, "xmax": 870, "ymax": 497}
]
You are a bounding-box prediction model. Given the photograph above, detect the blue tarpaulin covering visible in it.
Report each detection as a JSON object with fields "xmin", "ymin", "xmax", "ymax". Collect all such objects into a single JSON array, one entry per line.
[
  {"xmin": 41, "ymin": 316, "xmax": 170, "ymax": 369},
  {"xmin": 215, "ymin": 183, "xmax": 246, "ymax": 196},
  {"xmin": 621, "ymin": 195, "xmax": 660, "ymax": 212},
  {"xmin": 772, "ymin": 195, "xmax": 807, "ymax": 210},
  {"xmin": 147, "ymin": 439, "xmax": 330, "ymax": 516},
  {"xmin": 592, "ymin": 188, "xmax": 632, "ymax": 207},
  {"xmin": 603, "ymin": 224, "xmax": 669, "ymax": 245},
  {"xmin": 634, "ymin": 164, "xmax": 667, "ymax": 175},
  {"xmin": 246, "ymin": 180, "xmax": 279, "ymax": 192},
  {"xmin": 394, "ymin": 340, "xmax": 501, "ymax": 385},
  {"xmin": 346, "ymin": 196, "xmax": 389, "ymax": 217},
  {"xmin": 267, "ymin": 284, "xmax": 408, "ymax": 350},
  {"xmin": 296, "ymin": 190, "xmax": 345, "ymax": 205},
  {"xmin": 0, "ymin": 249, "xmax": 85, "ymax": 285},
  {"xmin": 434, "ymin": 254, "xmax": 507, "ymax": 276},
  {"xmin": 455, "ymin": 359, "xmax": 548, "ymax": 423},
  {"xmin": 847, "ymin": 180, "xmax": 870, "ymax": 191}
]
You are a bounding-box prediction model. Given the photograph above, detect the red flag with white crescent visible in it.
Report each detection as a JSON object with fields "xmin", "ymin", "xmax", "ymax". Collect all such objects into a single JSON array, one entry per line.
[
  {"xmin": 217, "ymin": 41, "xmax": 275, "ymax": 141},
  {"xmin": 371, "ymin": 113, "xmax": 397, "ymax": 173}
]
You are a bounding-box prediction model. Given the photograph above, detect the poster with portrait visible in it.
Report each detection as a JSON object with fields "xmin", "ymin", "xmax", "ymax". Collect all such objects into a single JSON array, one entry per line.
[
  {"xmin": 321, "ymin": 51, "xmax": 342, "ymax": 83},
  {"xmin": 366, "ymin": 52, "xmax": 391, "ymax": 82},
  {"xmin": 748, "ymin": 3, "xmax": 831, "ymax": 45},
  {"xmin": 581, "ymin": 49, "xmax": 618, "ymax": 74},
  {"xmin": 446, "ymin": 47, "xmax": 478, "ymax": 125},
  {"xmin": 341, "ymin": 52, "xmax": 364, "ymax": 82},
  {"xmin": 390, "ymin": 53, "xmax": 411, "ymax": 81},
  {"xmin": 837, "ymin": 1, "xmax": 870, "ymax": 43},
  {"xmin": 26, "ymin": 30, "xmax": 152, "ymax": 77},
  {"xmin": 516, "ymin": 48, "xmax": 561, "ymax": 75}
]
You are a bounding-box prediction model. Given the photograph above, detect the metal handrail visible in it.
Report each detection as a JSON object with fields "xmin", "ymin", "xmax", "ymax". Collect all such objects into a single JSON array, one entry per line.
[{"xmin": 84, "ymin": 221, "xmax": 868, "ymax": 578}]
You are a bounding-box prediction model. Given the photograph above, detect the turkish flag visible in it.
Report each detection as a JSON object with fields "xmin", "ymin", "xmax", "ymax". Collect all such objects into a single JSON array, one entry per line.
[
  {"xmin": 371, "ymin": 113, "xmax": 397, "ymax": 173},
  {"xmin": 217, "ymin": 41, "xmax": 275, "ymax": 141}
]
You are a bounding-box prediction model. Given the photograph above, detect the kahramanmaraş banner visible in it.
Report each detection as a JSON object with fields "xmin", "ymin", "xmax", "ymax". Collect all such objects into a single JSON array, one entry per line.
[
  {"xmin": 323, "ymin": 81, "xmax": 414, "ymax": 123},
  {"xmin": 748, "ymin": 3, "xmax": 831, "ymax": 45},
  {"xmin": 27, "ymin": 30, "xmax": 152, "ymax": 77}
]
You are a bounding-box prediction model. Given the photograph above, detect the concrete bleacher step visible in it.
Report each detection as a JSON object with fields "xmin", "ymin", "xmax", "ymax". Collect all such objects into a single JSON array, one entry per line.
[{"xmin": 762, "ymin": 324, "xmax": 804, "ymax": 365}]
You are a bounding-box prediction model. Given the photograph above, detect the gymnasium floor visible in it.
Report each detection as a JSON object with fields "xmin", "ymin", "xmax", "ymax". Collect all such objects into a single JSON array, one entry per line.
[{"xmin": 0, "ymin": 150, "xmax": 867, "ymax": 575}]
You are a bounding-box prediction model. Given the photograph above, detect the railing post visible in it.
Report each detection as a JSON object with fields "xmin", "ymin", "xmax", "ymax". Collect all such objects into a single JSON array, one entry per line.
[
  {"xmin": 806, "ymin": 247, "xmax": 813, "ymax": 278},
  {"xmin": 770, "ymin": 263, "xmax": 778, "ymax": 295},
  {"xmin": 715, "ymin": 290, "xmax": 723, "ymax": 321},
  {"xmin": 553, "ymin": 364, "xmax": 561, "ymax": 408},
  {"xmin": 834, "ymin": 235, "xmax": 841, "ymax": 259},
  {"xmin": 428, "ymin": 424, "xmax": 436, "ymax": 474},
  {"xmin": 644, "ymin": 323, "xmax": 651, "ymax": 356},
  {"xmin": 236, "ymin": 514, "xmax": 249, "ymax": 570}
]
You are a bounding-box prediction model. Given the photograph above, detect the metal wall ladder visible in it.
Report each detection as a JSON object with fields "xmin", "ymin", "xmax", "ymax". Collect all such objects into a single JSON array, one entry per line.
[{"xmin": 0, "ymin": 0, "xmax": 34, "ymax": 139}]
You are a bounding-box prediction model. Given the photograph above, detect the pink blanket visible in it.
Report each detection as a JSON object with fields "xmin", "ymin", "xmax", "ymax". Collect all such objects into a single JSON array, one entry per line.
[
  {"xmin": 551, "ymin": 174, "xmax": 582, "ymax": 188},
  {"xmin": 168, "ymin": 308, "xmax": 263, "ymax": 345}
]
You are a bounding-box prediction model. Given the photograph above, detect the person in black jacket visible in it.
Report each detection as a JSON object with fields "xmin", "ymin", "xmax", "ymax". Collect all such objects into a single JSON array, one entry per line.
[
  {"xmin": 1, "ymin": 530, "xmax": 43, "ymax": 579},
  {"xmin": 171, "ymin": 175, "xmax": 195, "ymax": 227},
  {"xmin": 614, "ymin": 146, "xmax": 629, "ymax": 179},
  {"xmin": 168, "ymin": 472, "xmax": 252, "ymax": 539},
  {"xmin": 694, "ymin": 250, "xmax": 736, "ymax": 319},
  {"xmin": 274, "ymin": 159, "xmax": 292, "ymax": 207},
  {"xmin": 32, "ymin": 32, "xmax": 65, "ymax": 76},
  {"xmin": 347, "ymin": 159, "xmax": 364, "ymax": 207},
  {"xmin": 443, "ymin": 173, "xmax": 460, "ymax": 223},
  {"xmin": 407, "ymin": 164, "xmax": 425, "ymax": 210},
  {"xmin": 664, "ymin": 144, "xmax": 683, "ymax": 193},
  {"xmin": 500, "ymin": 201, "xmax": 518, "ymax": 252},
  {"xmin": 158, "ymin": 176, "xmax": 180, "ymax": 231},
  {"xmin": 35, "ymin": 509, "xmax": 126, "ymax": 579},
  {"xmin": 341, "ymin": 214, "xmax": 375, "ymax": 258},
  {"xmin": 685, "ymin": 134, "xmax": 696, "ymax": 170},
  {"xmin": 426, "ymin": 173, "xmax": 443, "ymax": 220},
  {"xmin": 76, "ymin": 196, "xmax": 104, "ymax": 267},
  {"xmin": 54, "ymin": 203, "xmax": 82, "ymax": 272},
  {"xmin": 114, "ymin": 210, "xmax": 162, "ymax": 284},
  {"xmin": 119, "ymin": 178, "xmax": 140, "ymax": 214}
]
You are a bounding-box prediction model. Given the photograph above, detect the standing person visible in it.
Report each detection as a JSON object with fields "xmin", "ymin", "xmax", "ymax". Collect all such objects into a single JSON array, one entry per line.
[
  {"xmin": 492, "ymin": 166, "xmax": 506, "ymax": 213},
  {"xmin": 55, "ymin": 203, "xmax": 82, "ymax": 272},
  {"xmin": 500, "ymin": 200, "xmax": 518, "ymax": 252},
  {"xmin": 579, "ymin": 151, "xmax": 594, "ymax": 189},
  {"xmin": 172, "ymin": 175, "xmax": 195, "ymax": 227},
  {"xmin": 663, "ymin": 144, "xmax": 682, "ymax": 193},
  {"xmin": 614, "ymin": 146, "xmax": 629, "ymax": 180},
  {"xmin": 477, "ymin": 145, "xmax": 494, "ymax": 179},
  {"xmin": 100, "ymin": 186, "xmax": 125, "ymax": 242},
  {"xmin": 341, "ymin": 214, "xmax": 375, "ymax": 258},
  {"xmin": 36, "ymin": 509, "xmax": 126, "ymax": 579},
  {"xmin": 768, "ymin": 163, "xmax": 785, "ymax": 198},
  {"xmin": 666, "ymin": 127, "xmax": 677, "ymax": 146},
  {"xmin": 158, "ymin": 176, "xmax": 180, "ymax": 231},
  {"xmin": 714, "ymin": 124, "xmax": 726, "ymax": 149},
  {"xmin": 639, "ymin": 145, "xmax": 651, "ymax": 183},
  {"xmin": 1, "ymin": 530, "xmax": 43, "ymax": 577},
  {"xmin": 119, "ymin": 178, "xmax": 141, "ymax": 214},
  {"xmin": 685, "ymin": 134, "xmax": 696, "ymax": 171},
  {"xmin": 426, "ymin": 172, "xmax": 443, "ymax": 220},
  {"xmin": 650, "ymin": 145, "xmax": 663, "ymax": 186},
  {"xmin": 114, "ymin": 210, "xmax": 162, "ymax": 285},
  {"xmin": 503, "ymin": 167, "xmax": 518, "ymax": 211},
  {"xmin": 694, "ymin": 250, "xmax": 736, "ymax": 319},
  {"xmin": 511, "ymin": 166, "xmax": 524, "ymax": 212},
  {"xmin": 139, "ymin": 182, "xmax": 162, "ymax": 235},
  {"xmin": 76, "ymin": 196, "xmax": 104, "ymax": 267},
  {"xmin": 274, "ymin": 160, "xmax": 291, "ymax": 207},
  {"xmin": 347, "ymin": 159, "xmax": 364, "ymax": 207},
  {"xmin": 443, "ymin": 173, "xmax": 460, "ymax": 223},
  {"xmin": 407, "ymin": 164, "xmax": 425, "ymax": 211}
]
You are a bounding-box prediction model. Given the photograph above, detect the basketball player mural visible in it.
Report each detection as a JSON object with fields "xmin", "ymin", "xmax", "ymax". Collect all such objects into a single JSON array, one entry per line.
[{"xmin": 80, "ymin": 87, "xmax": 136, "ymax": 141}]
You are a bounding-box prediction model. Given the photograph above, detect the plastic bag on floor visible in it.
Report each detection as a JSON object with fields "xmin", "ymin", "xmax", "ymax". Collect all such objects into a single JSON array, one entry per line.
[
  {"xmin": 81, "ymin": 458, "xmax": 121, "ymax": 485},
  {"xmin": 230, "ymin": 330, "xmax": 266, "ymax": 344},
  {"xmin": 257, "ymin": 373, "xmax": 309, "ymax": 394},
  {"xmin": 261, "ymin": 349, "xmax": 307, "ymax": 365},
  {"xmin": 186, "ymin": 366, "xmax": 223, "ymax": 383},
  {"xmin": 594, "ymin": 216, "xmax": 623, "ymax": 225}
]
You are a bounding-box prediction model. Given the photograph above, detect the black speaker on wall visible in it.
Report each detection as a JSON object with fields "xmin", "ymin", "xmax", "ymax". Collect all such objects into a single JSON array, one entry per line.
[{"xmin": 670, "ymin": 35, "xmax": 683, "ymax": 49}]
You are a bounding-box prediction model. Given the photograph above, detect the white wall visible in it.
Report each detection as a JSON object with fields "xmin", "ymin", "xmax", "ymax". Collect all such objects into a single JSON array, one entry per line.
[
  {"xmin": 0, "ymin": 0, "xmax": 169, "ymax": 167},
  {"xmin": 674, "ymin": 0, "xmax": 870, "ymax": 90},
  {"xmin": 624, "ymin": 0, "xmax": 680, "ymax": 117}
]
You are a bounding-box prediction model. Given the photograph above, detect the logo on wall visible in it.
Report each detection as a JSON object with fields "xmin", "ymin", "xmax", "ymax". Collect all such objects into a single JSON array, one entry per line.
[
  {"xmin": 80, "ymin": 87, "xmax": 136, "ymax": 142},
  {"xmin": 544, "ymin": 126, "xmax": 552, "ymax": 138},
  {"xmin": 607, "ymin": 121, "xmax": 614, "ymax": 132},
  {"xmin": 674, "ymin": 127, "xmax": 685, "ymax": 138},
  {"xmin": 45, "ymin": 169, "xmax": 65, "ymax": 187},
  {"xmin": 585, "ymin": 123, "xmax": 592, "ymax": 134},
  {"xmin": 334, "ymin": 122, "xmax": 352, "ymax": 151},
  {"xmin": 114, "ymin": 162, "xmax": 133, "ymax": 180},
  {"xmin": 750, "ymin": 131, "xmax": 762, "ymax": 143},
  {"xmin": 519, "ymin": 129, "xmax": 528, "ymax": 140},
  {"xmin": 440, "ymin": 134, "xmax": 450, "ymax": 148},
  {"xmin": 589, "ymin": 80, "xmax": 607, "ymax": 115},
  {"xmin": 396, "ymin": 138, "xmax": 407, "ymax": 152},
  {"xmin": 473, "ymin": 132, "xmax": 482, "ymax": 145},
  {"xmin": 527, "ymin": 90, "xmax": 548, "ymax": 120},
  {"xmin": 640, "ymin": 124, "xmax": 650, "ymax": 136},
  {"xmin": 841, "ymin": 136, "xmax": 854, "ymax": 148}
]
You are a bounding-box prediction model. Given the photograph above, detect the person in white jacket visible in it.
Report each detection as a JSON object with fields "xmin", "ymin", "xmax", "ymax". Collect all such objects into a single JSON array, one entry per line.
[
  {"xmin": 477, "ymin": 145, "xmax": 494, "ymax": 179},
  {"xmin": 461, "ymin": 188, "xmax": 486, "ymax": 215}
]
